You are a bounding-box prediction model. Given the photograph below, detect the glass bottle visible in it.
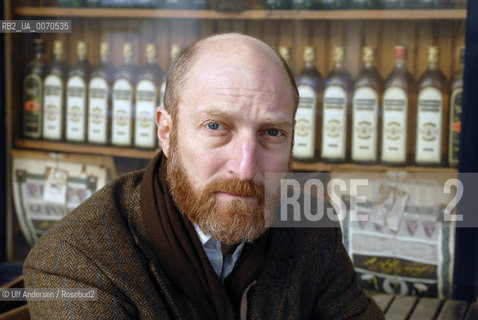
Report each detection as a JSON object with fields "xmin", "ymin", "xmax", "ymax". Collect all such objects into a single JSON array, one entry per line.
[
  {"xmin": 293, "ymin": 46, "xmax": 323, "ymax": 161},
  {"xmin": 134, "ymin": 44, "xmax": 162, "ymax": 149},
  {"xmin": 351, "ymin": 46, "xmax": 383, "ymax": 164},
  {"xmin": 84, "ymin": 0, "xmax": 101, "ymax": 6},
  {"xmin": 190, "ymin": 0, "xmax": 209, "ymax": 9},
  {"xmin": 350, "ymin": 0, "xmax": 381, "ymax": 9},
  {"xmin": 264, "ymin": 0, "xmax": 292, "ymax": 9},
  {"xmin": 292, "ymin": 0, "xmax": 322, "ymax": 10},
  {"xmin": 412, "ymin": 0, "xmax": 442, "ymax": 8},
  {"xmin": 415, "ymin": 46, "xmax": 448, "ymax": 166},
  {"xmin": 23, "ymin": 39, "xmax": 45, "ymax": 139},
  {"xmin": 43, "ymin": 40, "xmax": 68, "ymax": 141},
  {"xmin": 321, "ymin": 46, "xmax": 353, "ymax": 163},
  {"xmin": 383, "ymin": 0, "xmax": 407, "ymax": 8},
  {"xmin": 66, "ymin": 41, "xmax": 90, "ymax": 143},
  {"xmin": 111, "ymin": 43, "xmax": 138, "ymax": 147},
  {"xmin": 322, "ymin": 0, "xmax": 349, "ymax": 9},
  {"xmin": 448, "ymin": 46, "xmax": 464, "ymax": 167},
  {"xmin": 163, "ymin": 0, "xmax": 187, "ymax": 9},
  {"xmin": 160, "ymin": 44, "xmax": 181, "ymax": 107},
  {"xmin": 88, "ymin": 42, "xmax": 114, "ymax": 145},
  {"xmin": 381, "ymin": 45, "xmax": 417, "ymax": 165}
]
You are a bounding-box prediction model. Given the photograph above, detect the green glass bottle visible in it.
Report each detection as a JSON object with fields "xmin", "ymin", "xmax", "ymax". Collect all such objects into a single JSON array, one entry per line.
[
  {"xmin": 23, "ymin": 39, "xmax": 45, "ymax": 139},
  {"xmin": 448, "ymin": 46, "xmax": 464, "ymax": 167}
]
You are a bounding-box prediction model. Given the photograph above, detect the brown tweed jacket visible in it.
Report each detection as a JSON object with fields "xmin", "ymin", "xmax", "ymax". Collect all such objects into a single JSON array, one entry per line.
[{"xmin": 24, "ymin": 169, "xmax": 384, "ymax": 319}]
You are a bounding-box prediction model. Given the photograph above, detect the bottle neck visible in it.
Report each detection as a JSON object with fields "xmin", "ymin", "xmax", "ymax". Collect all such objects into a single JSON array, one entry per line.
[
  {"xmin": 305, "ymin": 60, "xmax": 314, "ymax": 68},
  {"xmin": 35, "ymin": 52, "xmax": 43, "ymax": 60},
  {"xmin": 54, "ymin": 53, "xmax": 63, "ymax": 62}
]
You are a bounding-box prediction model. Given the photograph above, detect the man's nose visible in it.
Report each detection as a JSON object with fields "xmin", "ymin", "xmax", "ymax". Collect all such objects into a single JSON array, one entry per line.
[{"xmin": 230, "ymin": 133, "xmax": 259, "ymax": 181}]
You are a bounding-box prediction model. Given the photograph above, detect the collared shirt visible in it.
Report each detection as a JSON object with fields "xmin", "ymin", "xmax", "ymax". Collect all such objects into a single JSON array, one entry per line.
[{"xmin": 193, "ymin": 224, "xmax": 244, "ymax": 281}]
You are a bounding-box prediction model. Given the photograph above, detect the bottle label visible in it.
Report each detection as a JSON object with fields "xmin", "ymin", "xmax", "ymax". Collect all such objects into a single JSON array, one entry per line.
[
  {"xmin": 415, "ymin": 87, "xmax": 443, "ymax": 164},
  {"xmin": 66, "ymin": 76, "xmax": 87, "ymax": 142},
  {"xmin": 23, "ymin": 73, "xmax": 43, "ymax": 138},
  {"xmin": 381, "ymin": 87, "xmax": 408, "ymax": 163},
  {"xmin": 112, "ymin": 78, "xmax": 133, "ymax": 146},
  {"xmin": 293, "ymin": 85, "xmax": 317, "ymax": 159},
  {"xmin": 448, "ymin": 87, "xmax": 462, "ymax": 166},
  {"xmin": 88, "ymin": 77, "xmax": 109, "ymax": 144},
  {"xmin": 352, "ymin": 87, "xmax": 378, "ymax": 161},
  {"xmin": 135, "ymin": 80, "xmax": 157, "ymax": 148},
  {"xmin": 43, "ymin": 74, "xmax": 64, "ymax": 140},
  {"xmin": 321, "ymin": 85, "xmax": 347, "ymax": 160}
]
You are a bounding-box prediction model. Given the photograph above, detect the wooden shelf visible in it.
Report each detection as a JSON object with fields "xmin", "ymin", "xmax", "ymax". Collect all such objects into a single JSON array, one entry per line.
[
  {"xmin": 293, "ymin": 160, "xmax": 458, "ymax": 173},
  {"xmin": 15, "ymin": 139, "xmax": 158, "ymax": 159},
  {"xmin": 14, "ymin": 139, "xmax": 458, "ymax": 172},
  {"xmin": 14, "ymin": 7, "xmax": 466, "ymax": 20}
]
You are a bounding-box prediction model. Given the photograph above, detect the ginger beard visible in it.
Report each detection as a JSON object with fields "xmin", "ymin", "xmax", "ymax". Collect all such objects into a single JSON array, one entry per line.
[{"xmin": 166, "ymin": 123, "xmax": 289, "ymax": 245}]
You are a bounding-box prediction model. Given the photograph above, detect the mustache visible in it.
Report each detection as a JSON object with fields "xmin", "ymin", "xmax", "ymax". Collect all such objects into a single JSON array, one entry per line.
[{"xmin": 203, "ymin": 178, "xmax": 265, "ymax": 198}]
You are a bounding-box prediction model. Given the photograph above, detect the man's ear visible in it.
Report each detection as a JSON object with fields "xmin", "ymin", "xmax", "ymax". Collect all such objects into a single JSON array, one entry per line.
[{"xmin": 156, "ymin": 106, "xmax": 172, "ymax": 158}]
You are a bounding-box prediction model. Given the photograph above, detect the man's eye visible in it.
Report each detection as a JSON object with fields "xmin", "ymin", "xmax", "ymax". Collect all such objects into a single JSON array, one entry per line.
[
  {"xmin": 206, "ymin": 122, "xmax": 222, "ymax": 130},
  {"xmin": 266, "ymin": 128, "xmax": 281, "ymax": 137}
]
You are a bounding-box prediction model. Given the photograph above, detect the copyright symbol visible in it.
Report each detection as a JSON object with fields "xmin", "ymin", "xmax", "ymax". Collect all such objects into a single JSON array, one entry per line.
[{"xmin": 1, "ymin": 290, "xmax": 9, "ymax": 298}]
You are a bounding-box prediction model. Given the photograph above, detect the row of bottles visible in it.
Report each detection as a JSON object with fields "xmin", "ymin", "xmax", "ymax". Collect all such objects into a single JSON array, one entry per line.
[
  {"xmin": 290, "ymin": 45, "xmax": 464, "ymax": 167},
  {"xmin": 54, "ymin": 0, "xmax": 467, "ymax": 9},
  {"xmin": 22, "ymin": 39, "xmax": 181, "ymax": 149}
]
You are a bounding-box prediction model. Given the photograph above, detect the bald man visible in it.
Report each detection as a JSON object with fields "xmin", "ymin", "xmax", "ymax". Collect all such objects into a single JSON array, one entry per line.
[{"xmin": 24, "ymin": 34, "xmax": 384, "ymax": 319}]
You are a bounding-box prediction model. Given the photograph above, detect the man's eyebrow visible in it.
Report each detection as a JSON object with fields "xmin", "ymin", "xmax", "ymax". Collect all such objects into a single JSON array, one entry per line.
[
  {"xmin": 198, "ymin": 109, "xmax": 293, "ymax": 127},
  {"xmin": 261, "ymin": 119, "xmax": 294, "ymax": 129}
]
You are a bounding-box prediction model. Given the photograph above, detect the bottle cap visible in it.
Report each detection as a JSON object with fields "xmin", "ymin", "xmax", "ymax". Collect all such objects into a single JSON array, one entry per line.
[
  {"xmin": 146, "ymin": 43, "xmax": 156, "ymax": 60},
  {"xmin": 333, "ymin": 46, "xmax": 345, "ymax": 63},
  {"xmin": 363, "ymin": 46, "xmax": 375, "ymax": 63},
  {"xmin": 171, "ymin": 44, "xmax": 181, "ymax": 60},
  {"xmin": 394, "ymin": 45, "xmax": 407, "ymax": 61},
  {"xmin": 53, "ymin": 40, "xmax": 64, "ymax": 56},
  {"xmin": 77, "ymin": 41, "xmax": 88, "ymax": 57},
  {"xmin": 278, "ymin": 46, "xmax": 291, "ymax": 63},
  {"xmin": 303, "ymin": 46, "xmax": 316, "ymax": 63},
  {"xmin": 428, "ymin": 46, "xmax": 440, "ymax": 64},
  {"xmin": 123, "ymin": 43, "xmax": 133, "ymax": 59}
]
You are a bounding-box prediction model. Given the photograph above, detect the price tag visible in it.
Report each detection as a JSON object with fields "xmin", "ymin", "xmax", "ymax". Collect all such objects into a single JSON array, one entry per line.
[{"xmin": 43, "ymin": 167, "xmax": 68, "ymax": 205}]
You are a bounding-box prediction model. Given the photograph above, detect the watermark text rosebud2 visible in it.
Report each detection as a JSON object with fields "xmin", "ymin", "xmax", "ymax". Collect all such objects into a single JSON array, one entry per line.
[{"xmin": 265, "ymin": 172, "xmax": 470, "ymax": 228}]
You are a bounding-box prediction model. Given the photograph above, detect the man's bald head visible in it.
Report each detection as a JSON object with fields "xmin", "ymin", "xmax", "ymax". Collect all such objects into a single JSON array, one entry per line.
[{"xmin": 163, "ymin": 33, "xmax": 299, "ymax": 121}]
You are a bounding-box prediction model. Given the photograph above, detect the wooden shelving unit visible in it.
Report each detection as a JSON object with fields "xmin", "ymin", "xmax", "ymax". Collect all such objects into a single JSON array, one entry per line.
[
  {"xmin": 9, "ymin": 5, "xmax": 466, "ymax": 174},
  {"xmin": 14, "ymin": 7, "xmax": 466, "ymax": 20}
]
